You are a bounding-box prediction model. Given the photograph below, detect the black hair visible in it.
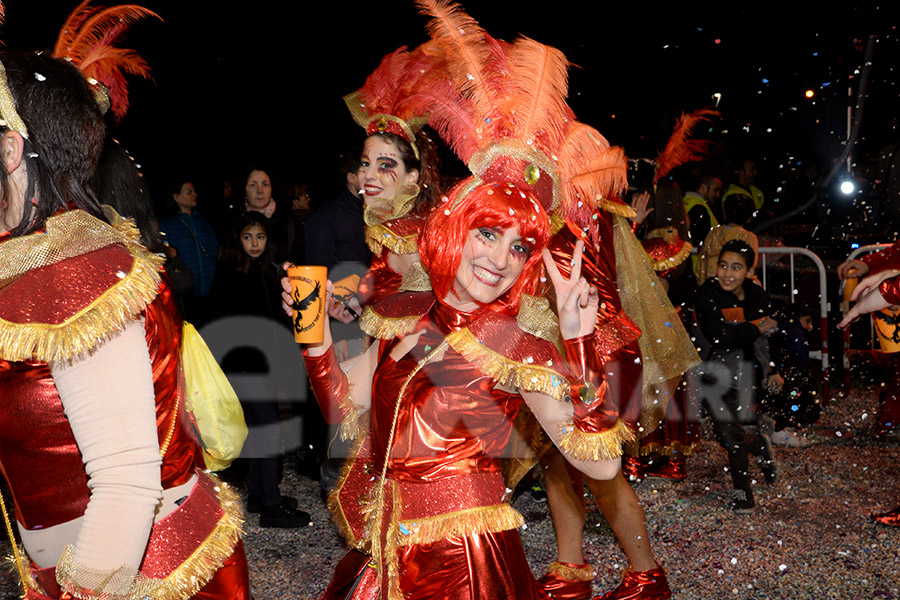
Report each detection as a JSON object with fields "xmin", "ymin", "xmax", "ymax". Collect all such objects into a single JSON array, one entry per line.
[
  {"xmin": 225, "ymin": 210, "xmax": 275, "ymax": 274},
  {"xmin": 723, "ymin": 193, "xmax": 754, "ymax": 225},
  {"xmin": 0, "ymin": 50, "xmax": 106, "ymax": 235},
  {"xmin": 719, "ymin": 239, "xmax": 755, "ymax": 268},
  {"xmin": 339, "ymin": 147, "xmax": 362, "ymax": 176},
  {"xmin": 93, "ymin": 137, "xmax": 163, "ymax": 252},
  {"xmin": 648, "ymin": 179, "xmax": 689, "ymax": 241}
]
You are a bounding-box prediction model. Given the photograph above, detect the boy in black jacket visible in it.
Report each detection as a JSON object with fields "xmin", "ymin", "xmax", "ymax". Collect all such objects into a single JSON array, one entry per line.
[{"xmin": 695, "ymin": 239, "xmax": 778, "ymax": 513}]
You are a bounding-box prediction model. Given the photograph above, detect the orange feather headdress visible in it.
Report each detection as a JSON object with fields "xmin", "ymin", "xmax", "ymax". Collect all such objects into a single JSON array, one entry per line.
[
  {"xmin": 653, "ymin": 107, "xmax": 720, "ymax": 184},
  {"xmin": 52, "ymin": 0, "xmax": 162, "ymax": 121},
  {"xmin": 418, "ymin": 0, "xmax": 627, "ymax": 220}
]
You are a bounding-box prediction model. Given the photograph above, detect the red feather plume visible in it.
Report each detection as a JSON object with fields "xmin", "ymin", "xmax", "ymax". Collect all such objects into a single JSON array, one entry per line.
[{"xmin": 53, "ymin": 0, "xmax": 162, "ymax": 121}]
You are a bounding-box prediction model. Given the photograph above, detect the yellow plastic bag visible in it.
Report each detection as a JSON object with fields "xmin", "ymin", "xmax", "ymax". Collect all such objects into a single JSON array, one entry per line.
[{"xmin": 181, "ymin": 322, "xmax": 248, "ymax": 471}]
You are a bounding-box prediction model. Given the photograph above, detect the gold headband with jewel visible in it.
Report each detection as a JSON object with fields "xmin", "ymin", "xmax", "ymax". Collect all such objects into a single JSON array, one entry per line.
[
  {"xmin": 0, "ymin": 60, "xmax": 29, "ymax": 139},
  {"xmin": 344, "ymin": 91, "xmax": 425, "ymax": 161}
]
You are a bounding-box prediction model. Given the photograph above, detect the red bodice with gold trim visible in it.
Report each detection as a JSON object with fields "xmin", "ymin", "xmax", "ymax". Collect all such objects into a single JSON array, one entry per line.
[
  {"xmin": 0, "ymin": 234, "xmax": 202, "ymax": 530},
  {"xmin": 370, "ymin": 304, "xmax": 525, "ymax": 482}
]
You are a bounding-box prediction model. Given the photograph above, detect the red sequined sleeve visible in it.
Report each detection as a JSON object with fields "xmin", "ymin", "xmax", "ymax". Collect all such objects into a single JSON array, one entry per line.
[
  {"xmin": 880, "ymin": 275, "xmax": 900, "ymax": 306},
  {"xmin": 861, "ymin": 240, "xmax": 900, "ymax": 274},
  {"xmin": 302, "ymin": 347, "xmax": 351, "ymax": 425}
]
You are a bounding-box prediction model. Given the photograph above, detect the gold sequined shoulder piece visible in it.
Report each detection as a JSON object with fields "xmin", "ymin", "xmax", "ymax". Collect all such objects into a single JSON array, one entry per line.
[
  {"xmin": 445, "ymin": 327, "xmax": 569, "ymax": 402},
  {"xmin": 0, "ymin": 209, "xmax": 163, "ymax": 362},
  {"xmin": 397, "ymin": 261, "xmax": 432, "ymax": 292},
  {"xmin": 599, "ymin": 197, "xmax": 637, "ymax": 218},
  {"xmin": 359, "ymin": 305, "xmax": 424, "ymax": 340},
  {"xmin": 516, "ymin": 294, "xmax": 559, "ymax": 344},
  {"xmin": 365, "ymin": 223, "xmax": 420, "ymax": 256}
]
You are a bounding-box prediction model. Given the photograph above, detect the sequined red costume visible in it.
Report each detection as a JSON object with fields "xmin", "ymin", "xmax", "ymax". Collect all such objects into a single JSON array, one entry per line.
[
  {"xmin": 547, "ymin": 214, "xmax": 644, "ymax": 425},
  {"xmin": 306, "ymin": 288, "xmax": 630, "ymax": 600},
  {"xmin": 359, "ymin": 215, "xmax": 427, "ymax": 305},
  {"xmin": 0, "ymin": 210, "xmax": 249, "ymax": 600},
  {"xmin": 861, "ymin": 240, "xmax": 900, "ymax": 274}
]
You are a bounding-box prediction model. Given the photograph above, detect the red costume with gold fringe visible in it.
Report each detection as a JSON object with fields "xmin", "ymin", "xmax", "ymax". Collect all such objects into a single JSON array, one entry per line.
[
  {"xmin": 0, "ymin": 210, "xmax": 249, "ymax": 600},
  {"xmin": 307, "ymin": 0, "xmax": 655, "ymax": 596},
  {"xmin": 307, "ymin": 287, "xmax": 630, "ymax": 600}
]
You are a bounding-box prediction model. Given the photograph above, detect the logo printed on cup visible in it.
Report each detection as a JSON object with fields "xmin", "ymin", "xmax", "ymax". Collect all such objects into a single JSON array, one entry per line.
[{"xmin": 287, "ymin": 265, "xmax": 327, "ymax": 343}]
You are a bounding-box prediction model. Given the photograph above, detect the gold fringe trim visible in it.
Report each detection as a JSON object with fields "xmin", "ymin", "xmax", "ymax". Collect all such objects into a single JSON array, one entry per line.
[
  {"xmin": 55, "ymin": 479, "xmax": 244, "ymax": 600},
  {"xmin": 558, "ymin": 419, "xmax": 635, "ymax": 461},
  {"xmin": 550, "ymin": 213, "xmax": 567, "ymax": 235},
  {"xmin": 386, "ymin": 484, "xmax": 403, "ymax": 600},
  {"xmin": 365, "ymin": 223, "xmax": 419, "ymax": 256},
  {"xmin": 339, "ymin": 405, "xmax": 365, "ymax": 442},
  {"xmin": 648, "ymin": 240, "xmax": 692, "ymax": 272},
  {"xmin": 396, "ymin": 503, "xmax": 524, "ymax": 547},
  {"xmin": 359, "ymin": 305, "xmax": 423, "ymax": 339},
  {"xmin": 599, "ymin": 197, "xmax": 637, "ymax": 218},
  {"xmin": 639, "ymin": 440, "xmax": 699, "ymax": 458},
  {"xmin": 446, "ymin": 328, "xmax": 569, "ymax": 402},
  {"xmin": 546, "ymin": 561, "xmax": 596, "ymax": 582},
  {"xmin": 0, "ymin": 250, "xmax": 163, "ymax": 363},
  {"xmin": 327, "ymin": 434, "xmax": 372, "ymax": 552},
  {"xmin": 0, "ymin": 210, "xmax": 164, "ymax": 363}
]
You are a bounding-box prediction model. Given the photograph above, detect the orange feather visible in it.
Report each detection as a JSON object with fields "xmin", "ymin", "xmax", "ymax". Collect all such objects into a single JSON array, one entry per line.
[{"xmin": 654, "ymin": 108, "xmax": 720, "ymax": 182}]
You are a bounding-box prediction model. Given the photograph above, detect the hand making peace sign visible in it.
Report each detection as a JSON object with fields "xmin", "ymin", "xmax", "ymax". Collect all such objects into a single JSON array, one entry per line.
[{"xmin": 542, "ymin": 239, "xmax": 599, "ymax": 340}]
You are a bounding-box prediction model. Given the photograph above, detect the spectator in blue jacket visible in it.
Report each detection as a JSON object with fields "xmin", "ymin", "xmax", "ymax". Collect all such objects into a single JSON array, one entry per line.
[{"xmin": 158, "ymin": 179, "xmax": 218, "ymax": 323}]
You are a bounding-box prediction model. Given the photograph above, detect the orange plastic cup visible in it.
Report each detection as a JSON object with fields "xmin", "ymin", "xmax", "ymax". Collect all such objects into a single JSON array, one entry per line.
[{"xmin": 287, "ymin": 265, "xmax": 328, "ymax": 343}]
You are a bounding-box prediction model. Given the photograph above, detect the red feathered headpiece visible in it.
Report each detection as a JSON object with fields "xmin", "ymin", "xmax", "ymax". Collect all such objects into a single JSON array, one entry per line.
[
  {"xmin": 52, "ymin": 0, "xmax": 162, "ymax": 121},
  {"xmin": 344, "ymin": 43, "xmax": 451, "ymax": 160}
]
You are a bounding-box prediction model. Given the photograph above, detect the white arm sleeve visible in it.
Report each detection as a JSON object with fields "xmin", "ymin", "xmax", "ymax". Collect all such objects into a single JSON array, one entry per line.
[
  {"xmin": 49, "ymin": 319, "xmax": 163, "ymax": 579},
  {"xmin": 521, "ymin": 390, "xmax": 621, "ymax": 481}
]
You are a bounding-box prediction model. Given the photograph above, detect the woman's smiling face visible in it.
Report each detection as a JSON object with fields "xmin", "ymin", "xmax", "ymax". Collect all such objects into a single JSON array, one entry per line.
[
  {"xmin": 445, "ymin": 225, "xmax": 531, "ymax": 310},
  {"xmin": 358, "ymin": 135, "xmax": 418, "ymax": 207}
]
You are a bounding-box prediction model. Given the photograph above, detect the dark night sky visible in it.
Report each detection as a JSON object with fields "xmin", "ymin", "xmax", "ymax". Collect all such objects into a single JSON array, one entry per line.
[{"xmin": 6, "ymin": 1, "xmax": 900, "ymax": 214}]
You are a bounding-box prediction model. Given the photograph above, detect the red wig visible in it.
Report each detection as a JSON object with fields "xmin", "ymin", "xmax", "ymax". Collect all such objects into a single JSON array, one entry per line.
[{"xmin": 420, "ymin": 180, "xmax": 551, "ymax": 315}]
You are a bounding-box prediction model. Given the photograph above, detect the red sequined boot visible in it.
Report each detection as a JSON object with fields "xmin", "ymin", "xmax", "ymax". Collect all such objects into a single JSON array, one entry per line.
[
  {"xmin": 538, "ymin": 561, "xmax": 595, "ymax": 600},
  {"xmin": 594, "ymin": 565, "xmax": 671, "ymax": 600},
  {"xmin": 873, "ymin": 505, "xmax": 900, "ymax": 526}
]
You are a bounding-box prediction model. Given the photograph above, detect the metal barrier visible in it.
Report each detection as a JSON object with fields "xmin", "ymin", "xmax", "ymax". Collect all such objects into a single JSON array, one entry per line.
[
  {"xmin": 839, "ymin": 244, "xmax": 893, "ymax": 389},
  {"xmin": 756, "ymin": 246, "xmax": 831, "ymax": 397}
]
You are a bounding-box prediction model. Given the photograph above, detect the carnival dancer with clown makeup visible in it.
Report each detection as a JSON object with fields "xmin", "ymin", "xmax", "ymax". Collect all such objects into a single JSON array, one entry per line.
[
  {"xmin": 337, "ymin": 44, "xmax": 446, "ymax": 315},
  {"xmin": 0, "ymin": 8, "xmax": 250, "ymax": 599}
]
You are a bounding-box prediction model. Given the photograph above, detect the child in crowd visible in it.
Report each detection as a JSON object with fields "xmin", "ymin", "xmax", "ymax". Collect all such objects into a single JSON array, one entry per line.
[
  {"xmin": 762, "ymin": 305, "xmax": 821, "ymax": 446},
  {"xmin": 695, "ymin": 239, "xmax": 778, "ymax": 513},
  {"xmin": 213, "ymin": 212, "xmax": 311, "ymax": 528}
]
